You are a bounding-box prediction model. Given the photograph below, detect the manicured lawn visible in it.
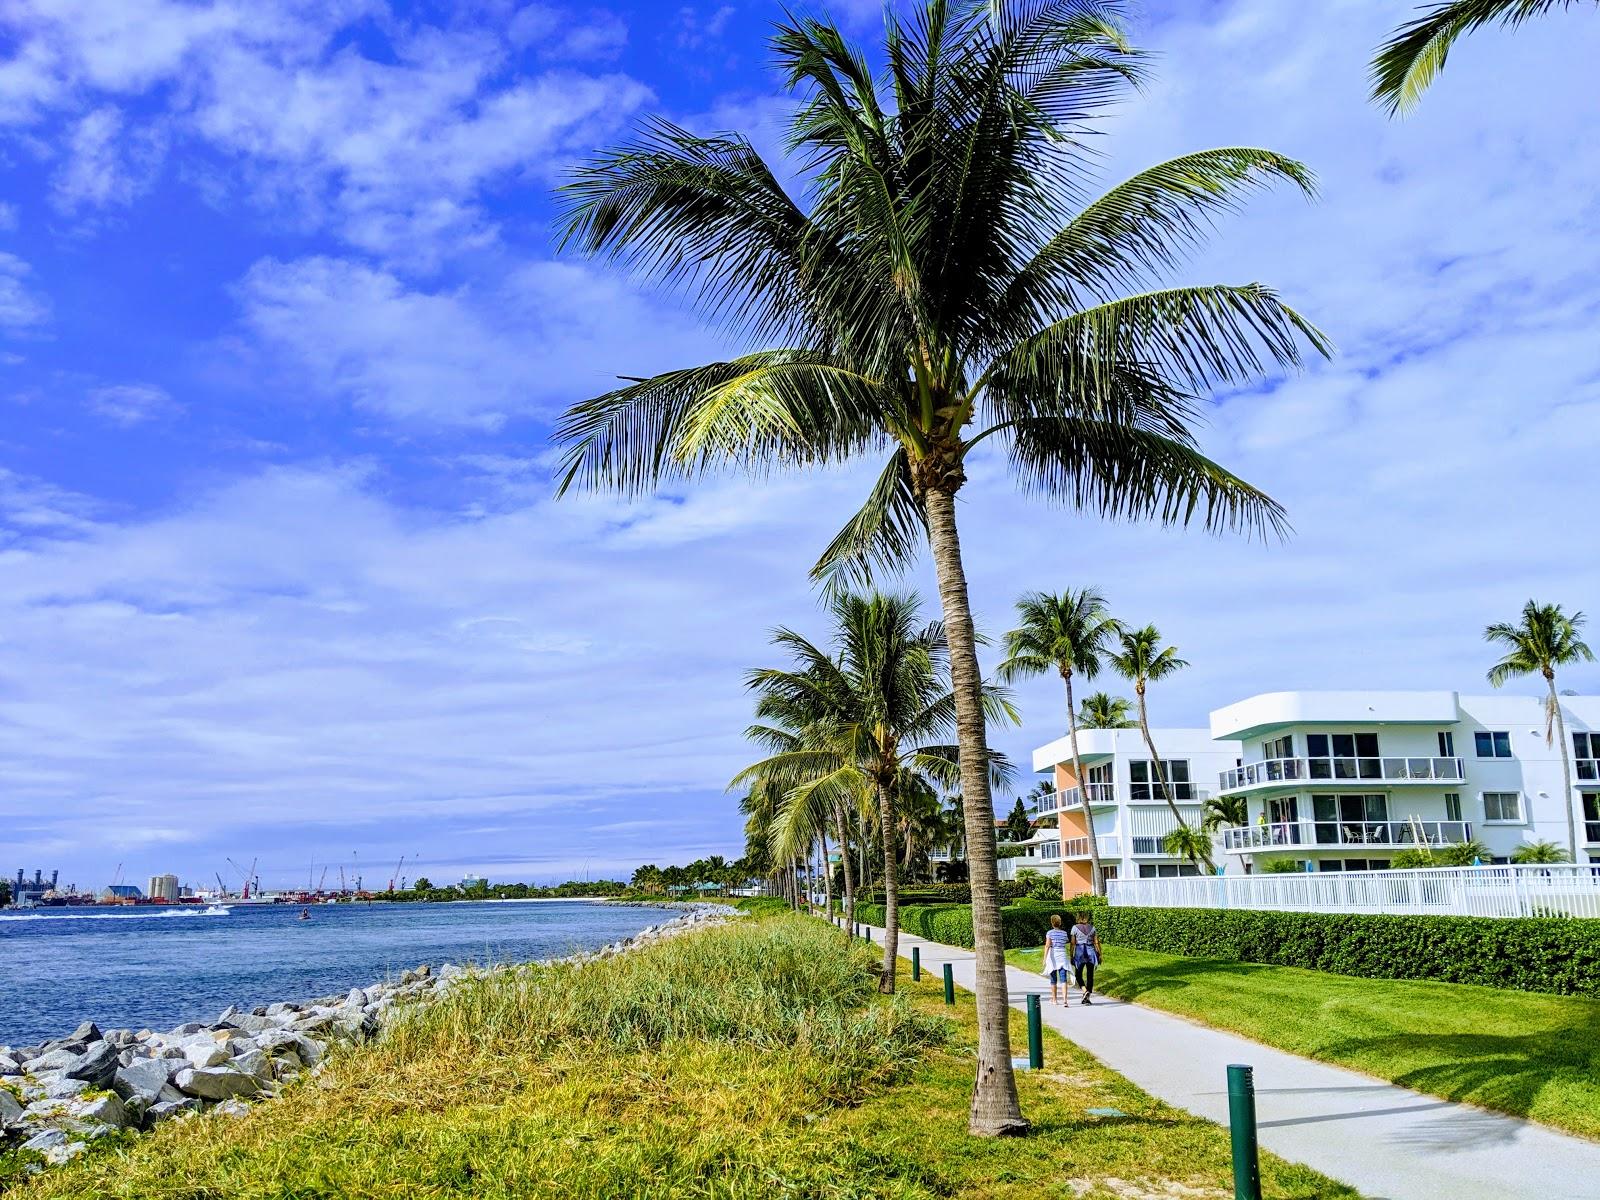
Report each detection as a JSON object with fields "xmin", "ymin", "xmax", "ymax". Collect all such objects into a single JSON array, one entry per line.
[
  {"xmin": 11, "ymin": 917, "xmax": 1356, "ymax": 1199},
  {"xmin": 1010, "ymin": 943, "xmax": 1600, "ymax": 1141}
]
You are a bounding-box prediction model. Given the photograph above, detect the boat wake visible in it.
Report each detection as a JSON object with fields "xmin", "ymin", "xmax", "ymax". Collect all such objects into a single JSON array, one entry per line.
[{"xmin": 0, "ymin": 905, "xmax": 232, "ymax": 923}]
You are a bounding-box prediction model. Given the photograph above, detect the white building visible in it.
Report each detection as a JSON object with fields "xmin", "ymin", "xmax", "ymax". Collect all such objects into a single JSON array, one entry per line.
[
  {"xmin": 146, "ymin": 873, "xmax": 180, "ymax": 902},
  {"xmin": 1208, "ymin": 691, "xmax": 1600, "ymax": 871},
  {"xmin": 1020, "ymin": 728, "xmax": 1243, "ymax": 891}
]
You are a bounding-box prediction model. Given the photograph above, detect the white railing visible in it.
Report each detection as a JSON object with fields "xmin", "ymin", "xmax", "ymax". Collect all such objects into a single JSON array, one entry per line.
[
  {"xmin": 1220, "ymin": 819, "xmax": 1472, "ymax": 853},
  {"xmin": 1061, "ymin": 835, "xmax": 1120, "ymax": 859},
  {"xmin": 1107, "ymin": 863, "xmax": 1600, "ymax": 918},
  {"xmin": 1049, "ymin": 782, "xmax": 1116, "ymax": 810},
  {"xmin": 1220, "ymin": 756, "xmax": 1464, "ymax": 792}
]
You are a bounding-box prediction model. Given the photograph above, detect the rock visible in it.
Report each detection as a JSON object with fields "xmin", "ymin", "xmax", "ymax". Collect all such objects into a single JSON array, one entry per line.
[
  {"xmin": 66, "ymin": 1022, "xmax": 100, "ymax": 1044},
  {"xmin": 42, "ymin": 1075, "xmax": 91, "ymax": 1101},
  {"xmin": 173, "ymin": 1066, "xmax": 261, "ymax": 1101},
  {"xmin": 213, "ymin": 1099, "xmax": 253, "ymax": 1118},
  {"xmin": 183, "ymin": 1042, "xmax": 231, "ymax": 1069},
  {"xmin": 113, "ymin": 1058, "xmax": 174, "ymax": 1106},
  {"xmin": 0, "ymin": 1088, "xmax": 23, "ymax": 1126},
  {"xmin": 231, "ymin": 1050, "xmax": 274, "ymax": 1082},
  {"xmin": 173, "ymin": 1022, "xmax": 207, "ymax": 1036},
  {"xmin": 344, "ymin": 988, "xmax": 366, "ymax": 1007},
  {"xmin": 74, "ymin": 1092, "xmax": 130, "ymax": 1130},
  {"xmin": 265, "ymin": 1002, "xmax": 298, "ymax": 1017},
  {"xmin": 147, "ymin": 1097, "xmax": 201, "ymax": 1123},
  {"xmin": 66, "ymin": 1040, "xmax": 119, "ymax": 1084},
  {"xmin": 219, "ymin": 1005, "xmax": 240, "ymax": 1021},
  {"xmin": 24, "ymin": 1048, "xmax": 80, "ymax": 1074},
  {"xmin": 257, "ymin": 1030, "xmax": 322, "ymax": 1067},
  {"xmin": 44, "ymin": 1140, "xmax": 88, "ymax": 1166},
  {"xmin": 118, "ymin": 1050, "xmax": 136, "ymax": 1068},
  {"xmin": 21, "ymin": 1128, "xmax": 67, "ymax": 1153},
  {"xmin": 0, "ymin": 1054, "xmax": 20, "ymax": 1076}
]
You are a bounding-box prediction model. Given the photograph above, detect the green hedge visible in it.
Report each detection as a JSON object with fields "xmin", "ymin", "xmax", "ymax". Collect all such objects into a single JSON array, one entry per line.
[
  {"xmin": 1095, "ymin": 907, "xmax": 1600, "ymax": 997},
  {"xmin": 859, "ymin": 880, "xmax": 1032, "ymax": 906},
  {"xmin": 852, "ymin": 901, "xmax": 1088, "ymax": 950}
]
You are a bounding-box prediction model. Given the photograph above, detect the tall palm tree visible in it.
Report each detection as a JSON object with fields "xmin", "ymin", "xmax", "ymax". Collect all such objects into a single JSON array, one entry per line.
[
  {"xmin": 1107, "ymin": 625, "xmax": 1191, "ymax": 830},
  {"xmin": 1200, "ymin": 792, "xmax": 1248, "ymax": 833},
  {"xmin": 733, "ymin": 592, "xmax": 1015, "ymax": 995},
  {"xmin": 1371, "ymin": 1, "xmax": 1593, "ymax": 115},
  {"xmin": 1485, "ymin": 600, "xmax": 1595, "ymax": 859},
  {"xmin": 552, "ymin": 2, "xmax": 1324, "ymax": 1133},
  {"xmin": 999, "ymin": 589, "xmax": 1119, "ymax": 893},
  {"xmin": 1078, "ymin": 691, "xmax": 1136, "ymax": 729},
  {"xmin": 1162, "ymin": 824, "xmax": 1214, "ymax": 873}
]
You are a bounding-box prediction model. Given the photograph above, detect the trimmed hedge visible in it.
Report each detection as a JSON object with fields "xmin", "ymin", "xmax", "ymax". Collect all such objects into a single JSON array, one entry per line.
[
  {"xmin": 854, "ymin": 901, "xmax": 1086, "ymax": 950},
  {"xmin": 1093, "ymin": 906, "xmax": 1600, "ymax": 996},
  {"xmin": 859, "ymin": 880, "xmax": 1032, "ymax": 906}
]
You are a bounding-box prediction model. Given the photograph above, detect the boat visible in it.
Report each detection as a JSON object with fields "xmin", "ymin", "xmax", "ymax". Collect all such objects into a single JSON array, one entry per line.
[{"xmin": 298, "ymin": 908, "xmax": 311, "ymax": 921}]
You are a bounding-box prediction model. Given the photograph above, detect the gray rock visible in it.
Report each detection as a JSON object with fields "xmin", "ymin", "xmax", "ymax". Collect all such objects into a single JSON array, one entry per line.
[
  {"xmin": 213, "ymin": 1099, "xmax": 252, "ymax": 1118},
  {"xmin": 0, "ymin": 1054, "xmax": 20, "ymax": 1076},
  {"xmin": 172, "ymin": 1022, "xmax": 206, "ymax": 1036},
  {"xmin": 21, "ymin": 1128, "xmax": 67, "ymax": 1153},
  {"xmin": 219, "ymin": 1005, "xmax": 240, "ymax": 1021},
  {"xmin": 43, "ymin": 1074, "xmax": 91, "ymax": 1101},
  {"xmin": 44, "ymin": 1140, "xmax": 89, "ymax": 1166},
  {"xmin": 66, "ymin": 1040, "xmax": 119, "ymax": 1084},
  {"xmin": 118, "ymin": 1049, "xmax": 136, "ymax": 1068},
  {"xmin": 173, "ymin": 1066, "xmax": 261, "ymax": 1101},
  {"xmin": 344, "ymin": 988, "xmax": 366, "ymax": 1007},
  {"xmin": 0, "ymin": 1088, "xmax": 23, "ymax": 1126},
  {"xmin": 24, "ymin": 1048, "xmax": 79, "ymax": 1074},
  {"xmin": 183, "ymin": 1041, "xmax": 231, "ymax": 1069},
  {"xmin": 74, "ymin": 1092, "xmax": 130, "ymax": 1130},
  {"xmin": 231, "ymin": 1050, "xmax": 274, "ymax": 1082},
  {"xmin": 231, "ymin": 1014, "xmax": 275, "ymax": 1034},
  {"xmin": 265, "ymin": 1002, "xmax": 298, "ymax": 1017},
  {"xmin": 113, "ymin": 1057, "xmax": 174, "ymax": 1106},
  {"xmin": 147, "ymin": 1097, "xmax": 201, "ymax": 1123}
]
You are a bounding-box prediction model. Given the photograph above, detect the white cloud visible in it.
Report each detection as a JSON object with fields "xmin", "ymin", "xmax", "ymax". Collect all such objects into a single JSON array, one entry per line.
[
  {"xmin": 51, "ymin": 105, "xmax": 165, "ymax": 212},
  {"xmin": 509, "ymin": 4, "xmax": 628, "ymax": 60},
  {"xmin": 0, "ymin": 252, "xmax": 49, "ymax": 330},
  {"xmin": 85, "ymin": 382, "xmax": 181, "ymax": 425}
]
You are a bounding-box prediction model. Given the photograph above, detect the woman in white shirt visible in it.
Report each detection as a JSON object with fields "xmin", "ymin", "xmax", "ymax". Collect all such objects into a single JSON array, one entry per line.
[{"xmin": 1042, "ymin": 913, "xmax": 1072, "ymax": 1006}]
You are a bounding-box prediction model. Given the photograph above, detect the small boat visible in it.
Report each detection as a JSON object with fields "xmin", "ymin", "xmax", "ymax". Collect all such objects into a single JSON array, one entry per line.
[{"xmin": 298, "ymin": 908, "xmax": 311, "ymax": 921}]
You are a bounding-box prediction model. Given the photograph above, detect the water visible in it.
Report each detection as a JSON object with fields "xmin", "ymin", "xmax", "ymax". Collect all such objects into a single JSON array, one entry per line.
[{"xmin": 0, "ymin": 900, "xmax": 669, "ymax": 1048}]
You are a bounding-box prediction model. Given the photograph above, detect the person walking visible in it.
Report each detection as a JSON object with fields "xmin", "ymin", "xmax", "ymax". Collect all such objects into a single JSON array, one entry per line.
[
  {"xmin": 1042, "ymin": 913, "xmax": 1072, "ymax": 1007},
  {"xmin": 1071, "ymin": 911, "xmax": 1102, "ymax": 1005}
]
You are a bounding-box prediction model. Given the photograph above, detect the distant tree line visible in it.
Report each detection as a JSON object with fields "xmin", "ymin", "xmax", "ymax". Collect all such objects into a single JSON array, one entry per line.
[{"xmin": 370, "ymin": 878, "xmax": 629, "ymax": 903}]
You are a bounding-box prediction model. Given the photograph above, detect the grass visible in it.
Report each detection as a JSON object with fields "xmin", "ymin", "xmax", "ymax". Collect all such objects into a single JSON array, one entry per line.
[
  {"xmin": 1009, "ymin": 943, "xmax": 1600, "ymax": 1141},
  {"xmin": 9, "ymin": 915, "xmax": 1358, "ymax": 1199}
]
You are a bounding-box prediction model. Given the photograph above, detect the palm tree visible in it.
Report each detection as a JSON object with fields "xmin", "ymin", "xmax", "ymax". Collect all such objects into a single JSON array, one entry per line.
[
  {"xmin": 1108, "ymin": 625, "xmax": 1191, "ymax": 830},
  {"xmin": 1162, "ymin": 824, "xmax": 1214, "ymax": 873},
  {"xmin": 552, "ymin": 2, "xmax": 1324, "ymax": 1133},
  {"xmin": 1511, "ymin": 839, "xmax": 1573, "ymax": 864},
  {"xmin": 1200, "ymin": 792, "xmax": 1248, "ymax": 834},
  {"xmin": 999, "ymin": 589, "xmax": 1119, "ymax": 893},
  {"xmin": 1078, "ymin": 691, "xmax": 1135, "ymax": 729},
  {"xmin": 1371, "ymin": 1, "xmax": 1593, "ymax": 115},
  {"xmin": 734, "ymin": 591, "xmax": 1015, "ymax": 995},
  {"xmin": 1485, "ymin": 600, "xmax": 1595, "ymax": 859}
]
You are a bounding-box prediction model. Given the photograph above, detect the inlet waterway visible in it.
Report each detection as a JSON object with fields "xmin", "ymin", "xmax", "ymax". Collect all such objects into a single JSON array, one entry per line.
[{"xmin": 0, "ymin": 899, "xmax": 667, "ymax": 1047}]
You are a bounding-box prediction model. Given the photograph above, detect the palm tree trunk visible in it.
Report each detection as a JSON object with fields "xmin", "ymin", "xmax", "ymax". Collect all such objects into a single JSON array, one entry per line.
[
  {"xmin": 1063, "ymin": 671, "xmax": 1105, "ymax": 896},
  {"xmin": 1137, "ymin": 687, "xmax": 1188, "ymax": 829},
  {"xmin": 877, "ymin": 778, "xmax": 900, "ymax": 994},
  {"xmin": 820, "ymin": 832, "xmax": 833, "ymax": 917},
  {"xmin": 833, "ymin": 803, "xmax": 856, "ymax": 932},
  {"xmin": 1549, "ymin": 673, "xmax": 1579, "ymax": 860},
  {"xmin": 921, "ymin": 485, "xmax": 1026, "ymax": 1137}
]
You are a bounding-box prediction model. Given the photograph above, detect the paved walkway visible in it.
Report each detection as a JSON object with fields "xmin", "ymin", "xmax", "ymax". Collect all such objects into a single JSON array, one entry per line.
[{"xmin": 854, "ymin": 920, "xmax": 1600, "ymax": 1200}]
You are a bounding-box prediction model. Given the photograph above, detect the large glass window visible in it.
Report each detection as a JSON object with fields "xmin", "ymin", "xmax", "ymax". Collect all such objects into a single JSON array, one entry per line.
[
  {"xmin": 1262, "ymin": 735, "xmax": 1293, "ymax": 761},
  {"xmin": 1483, "ymin": 792, "xmax": 1522, "ymax": 822},
  {"xmin": 1311, "ymin": 794, "xmax": 1389, "ymax": 843},
  {"xmin": 1584, "ymin": 794, "xmax": 1600, "ymax": 845},
  {"xmin": 1576, "ymin": 733, "xmax": 1599, "ymax": 781},
  {"xmin": 1306, "ymin": 732, "xmax": 1381, "ymax": 778},
  {"xmin": 1438, "ymin": 731, "xmax": 1456, "ymax": 758},
  {"xmin": 1138, "ymin": 863, "xmax": 1201, "ymax": 879},
  {"xmin": 1475, "ymin": 731, "xmax": 1513, "ymax": 759},
  {"xmin": 1130, "ymin": 759, "xmax": 1192, "ymax": 801}
]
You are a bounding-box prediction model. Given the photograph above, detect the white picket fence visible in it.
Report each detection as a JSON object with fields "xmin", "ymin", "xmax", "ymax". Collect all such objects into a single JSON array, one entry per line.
[{"xmin": 1106, "ymin": 863, "xmax": 1600, "ymax": 919}]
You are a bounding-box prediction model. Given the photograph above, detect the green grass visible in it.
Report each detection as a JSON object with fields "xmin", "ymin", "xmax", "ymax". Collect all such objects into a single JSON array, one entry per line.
[
  {"xmin": 11, "ymin": 916, "xmax": 1357, "ymax": 1199},
  {"xmin": 1010, "ymin": 943, "xmax": 1600, "ymax": 1141}
]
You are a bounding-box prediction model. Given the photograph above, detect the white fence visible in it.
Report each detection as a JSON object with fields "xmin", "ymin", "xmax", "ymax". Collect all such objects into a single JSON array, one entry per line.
[{"xmin": 1106, "ymin": 864, "xmax": 1600, "ymax": 919}]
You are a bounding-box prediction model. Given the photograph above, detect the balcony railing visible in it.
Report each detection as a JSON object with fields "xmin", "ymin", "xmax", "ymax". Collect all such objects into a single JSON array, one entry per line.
[
  {"xmin": 1220, "ymin": 756, "xmax": 1465, "ymax": 792},
  {"xmin": 1061, "ymin": 835, "xmax": 1120, "ymax": 859},
  {"xmin": 1221, "ymin": 819, "xmax": 1473, "ymax": 853}
]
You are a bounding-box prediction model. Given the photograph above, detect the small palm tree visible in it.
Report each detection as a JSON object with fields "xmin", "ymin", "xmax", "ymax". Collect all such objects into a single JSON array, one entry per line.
[
  {"xmin": 1078, "ymin": 691, "xmax": 1136, "ymax": 729},
  {"xmin": 1511, "ymin": 840, "xmax": 1573, "ymax": 864},
  {"xmin": 1201, "ymin": 792, "xmax": 1248, "ymax": 834},
  {"xmin": 999, "ymin": 589, "xmax": 1119, "ymax": 892},
  {"xmin": 1486, "ymin": 601, "xmax": 1595, "ymax": 860},
  {"xmin": 1108, "ymin": 625, "xmax": 1191, "ymax": 829},
  {"xmin": 1162, "ymin": 824, "xmax": 1214, "ymax": 873},
  {"xmin": 554, "ymin": 1, "xmax": 1325, "ymax": 1134},
  {"xmin": 1371, "ymin": 1, "xmax": 1594, "ymax": 115}
]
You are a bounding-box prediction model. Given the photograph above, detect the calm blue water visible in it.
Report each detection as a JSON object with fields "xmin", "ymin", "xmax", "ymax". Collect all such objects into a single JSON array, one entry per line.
[{"xmin": 0, "ymin": 900, "xmax": 668, "ymax": 1048}]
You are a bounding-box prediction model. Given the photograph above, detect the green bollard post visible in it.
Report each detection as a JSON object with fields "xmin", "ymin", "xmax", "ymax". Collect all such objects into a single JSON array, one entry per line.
[
  {"xmin": 1227, "ymin": 1064, "xmax": 1262, "ymax": 1200},
  {"xmin": 942, "ymin": 963, "xmax": 955, "ymax": 1005},
  {"xmin": 911, "ymin": 946, "xmax": 921, "ymax": 982},
  {"xmin": 1026, "ymin": 993, "xmax": 1043, "ymax": 1069}
]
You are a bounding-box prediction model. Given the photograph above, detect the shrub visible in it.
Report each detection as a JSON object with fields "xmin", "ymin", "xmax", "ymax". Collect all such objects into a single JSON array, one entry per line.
[
  {"xmin": 860, "ymin": 880, "xmax": 1030, "ymax": 906},
  {"xmin": 1258, "ymin": 856, "xmax": 1305, "ymax": 873},
  {"xmin": 1094, "ymin": 907, "xmax": 1600, "ymax": 996}
]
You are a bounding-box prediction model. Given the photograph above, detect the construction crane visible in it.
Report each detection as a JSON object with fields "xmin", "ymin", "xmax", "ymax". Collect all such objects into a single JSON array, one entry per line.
[
  {"xmin": 109, "ymin": 863, "xmax": 123, "ymax": 890},
  {"xmin": 388, "ymin": 854, "xmax": 405, "ymax": 892},
  {"xmin": 317, "ymin": 865, "xmax": 330, "ymax": 894},
  {"xmin": 338, "ymin": 865, "xmax": 346, "ymax": 895},
  {"xmin": 215, "ymin": 872, "xmax": 229, "ymax": 899}
]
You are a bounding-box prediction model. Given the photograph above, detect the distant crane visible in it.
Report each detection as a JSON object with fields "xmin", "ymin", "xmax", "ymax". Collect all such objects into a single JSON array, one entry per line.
[
  {"xmin": 215, "ymin": 872, "xmax": 229, "ymax": 899},
  {"xmin": 388, "ymin": 854, "xmax": 406, "ymax": 892},
  {"xmin": 109, "ymin": 863, "xmax": 123, "ymax": 889},
  {"xmin": 338, "ymin": 865, "xmax": 346, "ymax": 895},
  {"xmin": 317, "ymin": 865, "xmax": 330, "ymax": 894}
]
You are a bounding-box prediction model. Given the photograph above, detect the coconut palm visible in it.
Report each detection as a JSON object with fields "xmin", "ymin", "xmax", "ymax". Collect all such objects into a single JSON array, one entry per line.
[
  {"xmin": 999, "ymin": 589, "xmax": 1119, "ymax": 893},
  {"xmin": 1200, "ymin": 792, "xmax": 1248, "ymax": 834},
  {"xmin": 1107, "ymin": 625, "xmax": 1191, "ymax": 829},
  {"xmin": 1078, "ymin": 691, "xmax": 1136, "ymax": 729},
  {"xmin": 734, "ymin": 591, "xmax": 1015, "ymax": 996},
  {"xmin": 1485, "ymin": 601, "xmax": 1595, "ymax": 859},
  {"xmin": 1511, "ymin": 839, "xmax": 1573, "ymax": 864},
  {"xmin": 1371, "ymin": 1, "xmax": 1594, "ymax": 115},
  {"xmin": 1162, "ymin": 824, "xmax": 1214, "ymax": 873},
  {"xmin": 553, "ymin": 2, "xmax": 1324, "ymax": 1133}
]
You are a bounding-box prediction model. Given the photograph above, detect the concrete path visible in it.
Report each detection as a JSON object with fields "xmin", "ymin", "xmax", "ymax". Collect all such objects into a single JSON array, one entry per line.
[{"xmin": 854, "ymin": 920, "xmax": 1600, "ymax": 1200}]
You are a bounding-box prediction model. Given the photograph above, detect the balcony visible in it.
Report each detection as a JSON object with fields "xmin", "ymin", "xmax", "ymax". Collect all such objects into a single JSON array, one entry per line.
[
  {"xmin": 1034, "ymin": 783, "xmax": 1117, "ymax": 816},
  {"xmin": 1220, "ymin": 819, "xmax": 1473, "ymax": 854},
  {"xmin": 1061, "ymin": 835, "xmax": 1120, "ymax": 859},
  {"xmin": 1219, "ymin": 756, "xmax": 1465, "ymax": 793}
]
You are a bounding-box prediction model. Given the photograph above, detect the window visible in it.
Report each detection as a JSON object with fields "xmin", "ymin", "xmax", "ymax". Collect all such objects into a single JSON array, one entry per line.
[
  {"xmin": 1438, "ymin": 731, "xmax": 1456, "ymax": 758},
  {"xmin": 1138, "ymin": 863, "xmax": 1200, "ymax": 879},
  {"xmin": 1444, "ymin": 792, "xmax": 1462, "ymax": 822},
  {"xmin": 1262, "ymin": 735, "xmax": 1293, "ymax": 761},
  {"xmin": 1311, "ymin": 794, "xmax": 1388, "ymax": 843},
  {"xmin": 1318, "ymin": 858, "xmax": 1391, "ymax": 872},
  {"xmin": 1306, "ymin": 732, "xmax": 1380, "ymax": 778},
  {"xmin": 1576, "ymin": 733, "xmax": 1599, "ymax": 781},
  {"xmin": 1483, "ymin": 792, "xmax": 1523, "ymax": 822},
  {"xmin": 1584, "ymin": 794, "xmax": 1600, "ymax": 845},
  {"xmin": 1475, "ymin": 730, "xmax": 1512, "ymax": 758},
  {"xmin": 1130, "ymin": 759, "xmax": 1192, "ymax": 801}
]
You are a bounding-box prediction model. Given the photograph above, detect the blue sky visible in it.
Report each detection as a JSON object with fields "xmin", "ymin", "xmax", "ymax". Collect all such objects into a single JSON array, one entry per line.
[{"xmin": 2, "ymin": 0, "xmax": 1598, "ymax": 893}]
